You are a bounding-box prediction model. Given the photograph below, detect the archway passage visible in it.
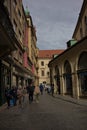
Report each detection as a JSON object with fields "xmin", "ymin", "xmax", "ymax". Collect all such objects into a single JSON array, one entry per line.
[
  {"xmin": 78, "ymin": 52, "xmax": 87, "ymax": 98},
  {"xmin": 64, "ymin": 61, "xmax": 72, "ymax": 95}
]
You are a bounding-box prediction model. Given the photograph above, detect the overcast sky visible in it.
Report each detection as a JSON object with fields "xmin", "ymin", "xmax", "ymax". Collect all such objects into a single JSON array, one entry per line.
[{"xmin": 23, "ymin": 0, "xmax": 83, "ymax": 50}]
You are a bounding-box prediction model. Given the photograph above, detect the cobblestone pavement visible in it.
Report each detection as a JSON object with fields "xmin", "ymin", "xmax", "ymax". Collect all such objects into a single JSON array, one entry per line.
[{"xmin": 0, "ymin": 93, "xmax": 87, "ymax": 130}]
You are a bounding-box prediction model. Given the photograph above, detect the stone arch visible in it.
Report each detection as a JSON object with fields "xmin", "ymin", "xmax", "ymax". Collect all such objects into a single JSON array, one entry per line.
[
  {"xmin": 64, "ymin": 60, "xmax": 71, "ymax": 74},
  {"xmin": 78, "ymin": 51, "xmax": 87, "ymax": 97},
  {"xmin": 55, "ymin": 65, "xmax": 59, "ymax": 75},
  {"xmin": 64, "ymin": 60, "xmax": 72, "ymax": 95}
]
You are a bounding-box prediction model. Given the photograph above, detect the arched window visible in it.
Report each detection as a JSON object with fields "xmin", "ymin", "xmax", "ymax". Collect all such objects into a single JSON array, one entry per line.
[
  {"xmin": 78, "ymin": 52, "xmax": 87, "ymax": 70},
  {"xmin": 55, "ymin": 65, "xmax": 59, "ymax": 75},
  {"xmin": 78, "ymin": 52, "xmax": 87, "ymax": 96},
  {"xmin": 64, "ymin": 60, "xmax": 71, "ymax": 74}
]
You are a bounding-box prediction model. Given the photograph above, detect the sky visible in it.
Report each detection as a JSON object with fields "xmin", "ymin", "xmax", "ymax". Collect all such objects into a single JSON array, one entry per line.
[{"xmin": 23, "ymin": 0, "xmax": 83, "ymax": 50}]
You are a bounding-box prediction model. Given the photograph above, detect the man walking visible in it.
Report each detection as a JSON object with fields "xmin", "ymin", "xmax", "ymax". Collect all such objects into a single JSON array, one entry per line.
[
  {"xmin": 51, "ymin": 83, "xmax": 54, "ymax": 97},
  {"xmin": 39, "ymin": 83, "xmax": 44, "ymax": 95},
  {"xmin": 27, "ymin": 83, "xmax": 35, "ymax": 103}
]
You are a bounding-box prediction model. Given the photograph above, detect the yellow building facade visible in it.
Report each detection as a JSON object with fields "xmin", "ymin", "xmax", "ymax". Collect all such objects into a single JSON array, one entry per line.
[
  {"xmin": 38, "ymin": 50, "xmax": 64, "ymax": 86},
  {"xmin": 25, "ymin": 10, "xmax": 39, "ymax": 86}
]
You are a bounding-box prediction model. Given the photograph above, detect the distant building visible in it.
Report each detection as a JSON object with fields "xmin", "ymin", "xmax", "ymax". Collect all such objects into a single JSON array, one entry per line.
[{"xmin": 38, "ymin": 50, "xmax": 64, "ymax": 85}]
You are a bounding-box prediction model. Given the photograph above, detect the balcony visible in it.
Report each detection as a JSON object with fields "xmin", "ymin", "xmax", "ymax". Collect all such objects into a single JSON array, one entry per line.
[{"xmin": 0, "ymin": 1, "xmax": 16, "ymax": 58}]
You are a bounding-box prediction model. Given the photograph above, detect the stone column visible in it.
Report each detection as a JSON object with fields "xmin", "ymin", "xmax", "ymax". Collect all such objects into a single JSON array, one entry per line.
[
  {"xmin": 59, "ymin": 66, "xmax": 65, "ymax": 95},
  {"xmin": 72, "ymin": 72, "xmax": 79, "ymax": 99}
]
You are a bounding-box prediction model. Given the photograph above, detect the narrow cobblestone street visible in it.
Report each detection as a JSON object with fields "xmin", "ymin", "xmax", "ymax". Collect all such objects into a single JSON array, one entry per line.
[
  {"xmin": 0, "ymin": 0, "xmax": 87, "ymax": 130},
  {"xmin": 0, "ymin": 93, "xmax": 87, "ymax": 130}
]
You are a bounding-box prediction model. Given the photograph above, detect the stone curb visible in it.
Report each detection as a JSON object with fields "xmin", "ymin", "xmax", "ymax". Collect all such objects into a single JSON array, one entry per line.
[{"xmin": 54, "ymin": 94, "xmax": 87, "ymax": 107}]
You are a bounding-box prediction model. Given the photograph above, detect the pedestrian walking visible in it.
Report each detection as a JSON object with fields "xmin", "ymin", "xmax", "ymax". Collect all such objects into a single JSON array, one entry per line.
[
  {"xmin": 27, "ymin": 83, "xmax": 35, "ymax": 104},
  {"xmin": 39, "ymin": 83, "xmax": 44, "ymax": 95},
  {"xmin": 10, "ymin": 85, "xmax": 17, "ymax": 106},
  {"xmin": 54, "ymin": 86, "xmax": 58, "ymax": 94},
  {"xmin": 51, "ymin": 83, "xmax": 54, "ymax": 97},
  {"xmin": 5, "ymin": 86, "xmax": 12, "ymax": 109},
  {"xmin": 34, "ymin": 86, "xmax": 40, "ymax": 103},
  {"xmin": 17, "ymin": 85, "xmax": 23, "ymax": 108},
  {"xmin": 22, "ymin": 86, "xmax": 27, "ymax": 104}
]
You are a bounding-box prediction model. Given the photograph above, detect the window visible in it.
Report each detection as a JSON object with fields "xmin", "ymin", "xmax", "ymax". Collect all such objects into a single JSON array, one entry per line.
[
  {"xmin": 13, "ymin": 0, "xmax": 17, "ymax": 8},
  {"xmin": 14, "ymin": 0, "xmax": 17, "ymax": 4},
  {"xmin": 13, "ymin": 50, "xmax": 18, "ymax": 60},
  {"xmin": 47, "ymin": 71, "xmax": 49, "ymax": 76},
  {"xmin": 13, "ymin": 19, "xmax": 17, "ymax": 32},
  {"xmin": 41, "ymin": 70, "xmax": 44, "ymax": 76},
  {"xmin": 41, "ymin": 61, "xmax": 44, "ymax": 66},
  {"xmin": 85, "ymin": 16, "xmax": 87, "ymax": 25},
  {"xmin": 19, "ymin": 51, "xmax": 23, "ymax": 63},
  {"xmin": 19, "ymin": 30, "xmax": 21, "ymax": 36},
  {"xmin": 19, "ymin": 30, "xmax": 22, "ymax": 42},
  {"xmin": 18, "ymin": 9, "xmax": 21, "ymax": 18}
]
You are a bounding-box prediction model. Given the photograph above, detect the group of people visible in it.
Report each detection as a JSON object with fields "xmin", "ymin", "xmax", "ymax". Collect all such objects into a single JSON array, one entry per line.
[
  {"xmin": 5, "ymin": 86, "xmax": 17, "ymax": 109},
  {"xmin": 45, "ymin": 83, "xmax": 60, "ymax": 97},
  {"xmin": 45, "ymin": 84, "xmax": 55, "ymax": 96},
  {"xmin": 5, "ymin": 85, "xmax": 27, "ymax": 109},
  {"xmin": 5, "ymin": 82, "xmax": 58, "ymax": 108},
  {"xmin": 27, "ymin": 82, "xmax": 44, "ymax": 104},
  {"xmin": 5, "ymin": 82, "xmax": 44, "ymax": 108}
]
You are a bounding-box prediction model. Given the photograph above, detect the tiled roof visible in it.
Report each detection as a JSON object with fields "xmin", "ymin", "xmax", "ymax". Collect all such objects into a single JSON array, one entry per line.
[{"xmin": 38, "ymin": 50, "xmax": 64, "ymax": 58}]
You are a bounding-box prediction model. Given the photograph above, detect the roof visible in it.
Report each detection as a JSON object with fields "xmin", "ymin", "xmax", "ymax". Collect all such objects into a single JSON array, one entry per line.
[
  {"xmin": 38, "ymin": 50, "xmax": 64, "ymax": 58},
  {"xmin": 25, "ymin": 6, "xmax": 30, "ymax": 16},
  {"xmin": 48, "ymin": 36, "xmax": 87, "ymax": 66}
]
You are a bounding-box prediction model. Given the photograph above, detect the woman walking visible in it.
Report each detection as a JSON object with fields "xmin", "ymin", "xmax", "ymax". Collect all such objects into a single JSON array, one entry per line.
[
  {"xmin": 27, "ymin": 83, "xmax": 35, "ymax": 104},
  {"xmin": 34, "ymin": 86, "xmax": 40, "ymax": 103},
  {"xmin": 17, "ymin": 86, "xmax": 23, "ymax": 108}
]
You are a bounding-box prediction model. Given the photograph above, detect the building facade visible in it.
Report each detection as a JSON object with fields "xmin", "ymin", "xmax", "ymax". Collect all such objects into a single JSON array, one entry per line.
[
  {"xmin": 48, "ymin": 0, "xmax": 87, "ymax": 99},
  {"xmin": 25, "ymin": 10, "xmax": 39, "ymax": 86},
  {"xmin": 72, "ymin": 0, "xmax": 87, "ymax": 41},
  {"xmin": 38, "ymin": 50, "xmax": 64, "ymax": 86},
  {"xmin": 0, "ymin": 0, "xmax": 38, "ymax": 105}
]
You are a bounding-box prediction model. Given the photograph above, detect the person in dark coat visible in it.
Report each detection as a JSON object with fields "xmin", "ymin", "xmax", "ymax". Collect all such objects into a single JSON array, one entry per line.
[
  {"xmin": 39, "ymin": 83, "xmax": 44, "ymax": 95},
  {"xmin": 27, "ymin": 83, "xmax": 35, "ymax": 103},
  {"xmin": 51, "ymin": 83, "xmax": 54, "ymax": 97},
  {"xmin": 10, "ymin": 85, "xmax": 17, "ymax": 106},
  {"xmin": 5, "ymin": 86, "xmax": 11, "ymax": 108}
]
